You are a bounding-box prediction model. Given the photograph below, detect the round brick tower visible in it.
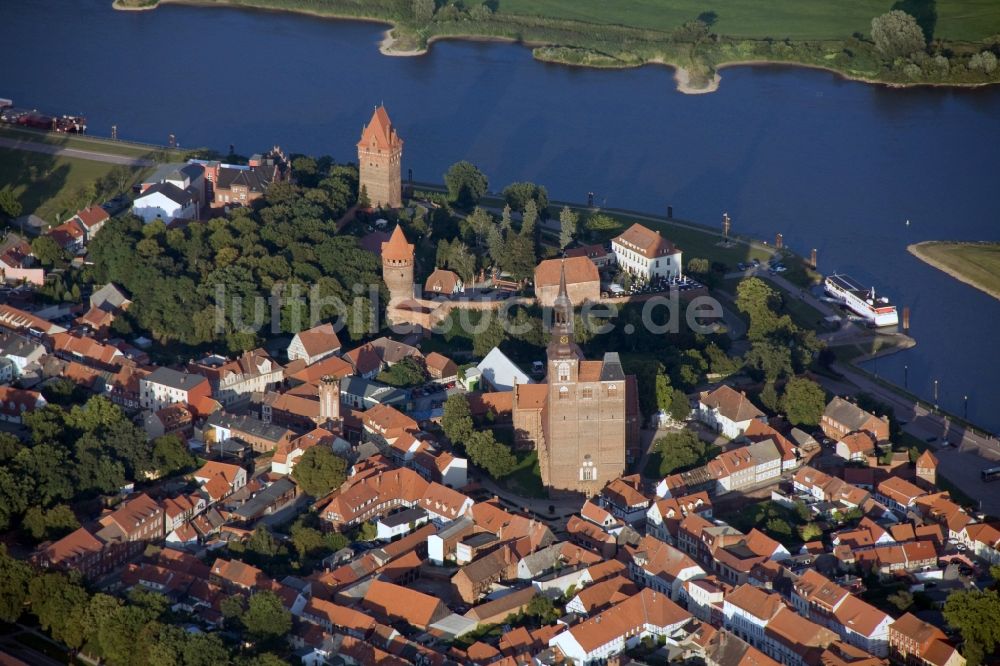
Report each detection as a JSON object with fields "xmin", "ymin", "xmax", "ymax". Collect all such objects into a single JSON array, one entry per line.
[{"xmin": 381, "ymin": 224, "xmax": 414, "ymax": 303}]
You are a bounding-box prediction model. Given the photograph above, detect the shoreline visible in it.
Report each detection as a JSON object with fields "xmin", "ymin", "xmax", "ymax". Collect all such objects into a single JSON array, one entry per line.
[
  {"xmin": 908, "ymin": 241, "xmax": 1000, "ymax": 302},
  {"xmin": 111, "ymin": 0, "xmax": 1000, "ymax": 95}
]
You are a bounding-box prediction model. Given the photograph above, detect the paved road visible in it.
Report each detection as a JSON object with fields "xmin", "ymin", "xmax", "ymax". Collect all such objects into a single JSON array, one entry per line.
[{"xmin": 0, "ymin": 136, "xmax": 157, "ymax": 166}]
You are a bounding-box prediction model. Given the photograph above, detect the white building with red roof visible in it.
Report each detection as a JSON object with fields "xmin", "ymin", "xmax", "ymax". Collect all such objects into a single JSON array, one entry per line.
[
  {"xmin": 287, "ymin": 323, "xmax": 342, "ymax": 365},
  {"xmin": 611, "ymin": 223, "xmax": 683, "ymax": 281}
]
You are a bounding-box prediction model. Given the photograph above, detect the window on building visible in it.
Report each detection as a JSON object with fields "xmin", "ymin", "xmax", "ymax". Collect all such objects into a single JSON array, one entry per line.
[
  {"xmin": 559, "ymin": 386, "xmax": 569, "ymax": 400},
  {"xmin": 607, "ymin": 384, "xmax": 618, "ymax": 397},
  {"xmin": 558, "ymin": 363, "xmax": 570, "ymax": 382},
  {"xmin": 582, "ymin": 387, "xmax": 593, "ymax": 399}
]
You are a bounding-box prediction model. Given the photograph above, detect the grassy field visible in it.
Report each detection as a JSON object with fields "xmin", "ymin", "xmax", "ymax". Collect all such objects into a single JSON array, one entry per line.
[
  {"xmin": 577, "ymin": 208, "xmax": 773, "ymax": 269},
  {"xmin": 498, "ymin": 0, "xmax": 1000, "ymax": 42},
  {"xmin": 908, "ymin": 241, "xmax": 1000, "ymax": 301},
  {"xmin": 0, "ymin": 147, "xmax": 148, "ymax": 224}
]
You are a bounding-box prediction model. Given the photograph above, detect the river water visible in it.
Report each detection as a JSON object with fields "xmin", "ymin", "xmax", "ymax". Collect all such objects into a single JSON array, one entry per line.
[{"xmin": 3, "ymin": 0, "xmax": 1000, "ymax": 430}]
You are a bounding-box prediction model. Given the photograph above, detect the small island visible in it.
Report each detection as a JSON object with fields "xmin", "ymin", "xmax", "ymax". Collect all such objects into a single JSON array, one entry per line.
[
  {"xmin": 908, "ymin": 241, "xmax": 1000, "ymax": 301},
  {"xmin": 112, "ymin": 0, "xmax": 1000, "ymax": 94}
]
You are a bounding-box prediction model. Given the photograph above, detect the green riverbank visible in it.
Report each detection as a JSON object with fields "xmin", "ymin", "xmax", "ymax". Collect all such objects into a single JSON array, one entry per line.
[{"xmin": 113, "ymin": 0, "xmax": 1000, "ymax": 93}]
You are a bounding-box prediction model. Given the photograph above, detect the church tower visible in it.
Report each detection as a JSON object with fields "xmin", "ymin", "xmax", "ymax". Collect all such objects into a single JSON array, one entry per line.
[
  {"xmin": 381, "ymin": 225, "xmax": 414, "ymax": 303},
  {"xmin": 357, "ymin": 106, "xmax": 403, "ymax": 209}
]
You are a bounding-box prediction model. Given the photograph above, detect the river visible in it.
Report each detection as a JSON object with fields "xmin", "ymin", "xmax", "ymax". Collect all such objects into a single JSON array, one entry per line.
[{"xmin": 3, "ymin": 0, "xmax": 1000, "ymax": 431}]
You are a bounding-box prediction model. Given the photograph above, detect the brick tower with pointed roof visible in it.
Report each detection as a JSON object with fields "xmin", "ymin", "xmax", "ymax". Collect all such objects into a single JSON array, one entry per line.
[
  {"xmin": 358, "ymin": 106, "xmax": 403, "ymax": 209},
  {"xmin": 382, "ymin": 225, "xmax": 414, "ymax": 302},
  {"xmin": 529, "ymin": 261, "xmax": 627, "ymax": 496}
]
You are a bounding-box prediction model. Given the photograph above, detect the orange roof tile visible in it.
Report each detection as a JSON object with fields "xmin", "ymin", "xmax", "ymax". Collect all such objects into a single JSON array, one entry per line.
[
  {"xmin": 381, "ymin": 225, "xmax": 413, "ymax": 262},
  {"xmin": 534, "ymin": 256, "xmax": 599, "ymax": 288},
  {"xmin": 358, "ymin": 106, "xmax": 402, "ymax": 152}
]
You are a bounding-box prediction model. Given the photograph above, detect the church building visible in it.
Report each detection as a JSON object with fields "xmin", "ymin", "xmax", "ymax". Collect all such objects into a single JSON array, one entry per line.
[{"xmin": 513, "ymin": 262, "xmax": 634, "ymax": 495}]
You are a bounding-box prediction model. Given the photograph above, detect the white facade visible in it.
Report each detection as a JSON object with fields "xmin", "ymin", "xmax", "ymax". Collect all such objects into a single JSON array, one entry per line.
[
  {"xmin": 723, "ymin": 601, "xmax": 770, "ymax": 648},
  {"xmin": 439, "ymin": 457, "xmax": 468, "ymax": 489},
  {"xmin": 697, "ymin": 402, "xmax": 753, "ymax": 440},
  {"xmin": 132, "ymin": 190, "xmax": 196, "ymax": 224},
  {"xmin": 612, "ymin": 239, "xmax": 682, "ymax": 281}
]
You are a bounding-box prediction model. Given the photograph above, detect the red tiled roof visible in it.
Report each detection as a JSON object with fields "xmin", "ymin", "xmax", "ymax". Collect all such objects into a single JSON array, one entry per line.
[
  {"xmin": 612, "ymin": 223, "xmax": 678, "ymax": 258},
  {"xmin": 358, "ymin": 106, "xmax": 402, "ymax": 152},
  {"xmin": 534, "ymin": 256, "xmax": 599, "ymax": 288},
  {"xmin": 381, "ymin": 225, "xmax": 413, "ymax": 262}
]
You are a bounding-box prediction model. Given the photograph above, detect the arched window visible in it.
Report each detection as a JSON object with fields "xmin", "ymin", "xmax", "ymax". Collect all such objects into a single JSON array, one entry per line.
[{"xmin": 558, "ymin": 386, "xmax": 569, "ymax": 401}]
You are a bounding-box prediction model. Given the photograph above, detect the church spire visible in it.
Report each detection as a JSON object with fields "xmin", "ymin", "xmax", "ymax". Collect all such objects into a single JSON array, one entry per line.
[{"xmin": 551, "ymin": 260, "xmax": 574, "ymax": 345}]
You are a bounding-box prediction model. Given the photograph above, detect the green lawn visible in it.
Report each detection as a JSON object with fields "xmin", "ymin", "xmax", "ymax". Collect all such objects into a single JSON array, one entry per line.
[
  {"xmin": 0, "ymin": 147, "xmax": 149, "ymax": 224},
  {"xmin": 908, "ymin": 241, "xmax": 1000, "ymax": 301},
  {"xmin": 498, "ymin": 0, "xmax": 1000, "ymax": 42},
  {"xmin": 570, "ymin": 208, "xmax": 772, "ymax": 270}
]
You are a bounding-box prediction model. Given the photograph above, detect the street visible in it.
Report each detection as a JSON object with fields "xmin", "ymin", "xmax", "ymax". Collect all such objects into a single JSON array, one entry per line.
[{"xmin": 0, "ymin": 136, "xmax": 157, "ymax": 167}]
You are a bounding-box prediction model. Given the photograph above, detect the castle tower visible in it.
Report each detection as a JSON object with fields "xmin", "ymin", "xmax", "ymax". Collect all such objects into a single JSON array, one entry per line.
[
  {"xmin": 318, "ymin": 375, "xmax": 341, "ymax": 432},
  {"xmin": 381, "ymin": 225, "xmax": 414, "ymax": 303},
  {"xmin": 357, "ymin": 106, "xmax": 403, "ymax": 209}
]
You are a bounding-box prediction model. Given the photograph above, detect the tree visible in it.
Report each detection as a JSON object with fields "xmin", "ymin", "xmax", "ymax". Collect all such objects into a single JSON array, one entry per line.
[
  {"xmin": 152, "ymin": 434, "xmax": 195, "ymax": 476},
  {"xmin": 745, "ymin": 341, "xmax": 794, "ymax": 384},
  {"xmin": 377, "ymin": 356, "xmax": 427, "ymax": 387},
  {"xmin": 290, "ymin": 522, "xmax": 328, "ymax": 561},
  {"xmin": 22, "ymin": 504, "xmax": 79, "ymax": 541},
  {"xmin": 736, "ymin": 277, "xmax": 779, "ymax": 341},
  {"xmin": 653, "ymin": 430, "xmax": 708, "ymax": 476},
  {"xmin": 473, "ymin": 314, "xmax": 508, "ymax": 357},
  {"xmin": 765, "ymin": 517, "xmax": 793, "ymax": 540},
  {"xmin": 0, "ymin": 433, "xmax": 22, "ymax": 462},
  {"xmin": 358, "ymin": 184, "xmax": 371, "ymax": 209},
  {"xmin": 465, "ymin": 430, "xmax": 517, "ymax": 479},
  {"xmin": 292, "ymin": 446, "xmax": 347, "ymax": 497},
  {"xmin": 241, "ymin": 590, "xmax": 292, "ymax": 641},
  {"xmin": 412, "ymin": 0, "xmax": 435, "ymax": 21},
  {"xmin": 466, "ymin": 206, "xmax": 493, "ymax": 248},
  {"xmin": 28, "ymin": 573, "xmax": 90, "ymax": 648},
  {"xmin": 943, "ymin": 588, "xmax": 1000, "ymax": 666},
  {"xmin": 520, "ymin": 201, "xmax": 538, "ymax": 241},
  {"xmin": 558, "ymin": 206, "xmax": 578, "ymax": 249},
  {"xmin": 442, "ymin": 393, "xmax": 474, "ymax": 445},
  {"xmin": 31, "ymin": 235, "xmax": 67, "ymax": 267},
  {"xmin": 655, "ymin": 371, "xmax": 673, "ymax": 414},
  {"xmin": 444, "ymin": 161, "xmax": 488, "ymax": 208},
  {"xmin": 182, "ymin": 632, "xmax": 232, "ymax": 666},
  {"xmin": 759, "ymin": 382, "xmax": 781, "ymax": 413},
  {"xmin": 502, "ymin": 232, "xmax": 537, "ymax": 280},
  {"xmin": 502, "ymin": 182, "xmax": 548, "ymax": 213},
  {"xmin": 888, "ymin": 589, "xmax": 915, "ymax": 611},
  {"xmin": 670, "ymin": 390, "xmax": 691, "ymax": 422},
  {"xmin": 781, "ymin": 377, "xmax": 827, "ymax": 426},
  {"xmin": 246, "ymin": 526, "xmax": 281, "ymax": 558},
  {"xmin": 525, "ymin": 593, "xmax": 560, "ymax": 625},
  {"xmin": 0, "ymin": 187, "xmax": 22, "ymax": 220},
  {"xmin": 871, "ymin": 10, "xmax": 926, "ymax": 59},
  {"xmin": 800, "ymin": 522, "xmax": 823, "ymax": 542},
  {"xmin": 687, "ymin": 257, "xmax": 710, "ymax": 274},
  {"xmin": 0, "ymin": 546, "xmax": 31, "ymax": 623},
  {"xmin": 356, "ymin": 521, "xmax": 377, "ymax": 541}
]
